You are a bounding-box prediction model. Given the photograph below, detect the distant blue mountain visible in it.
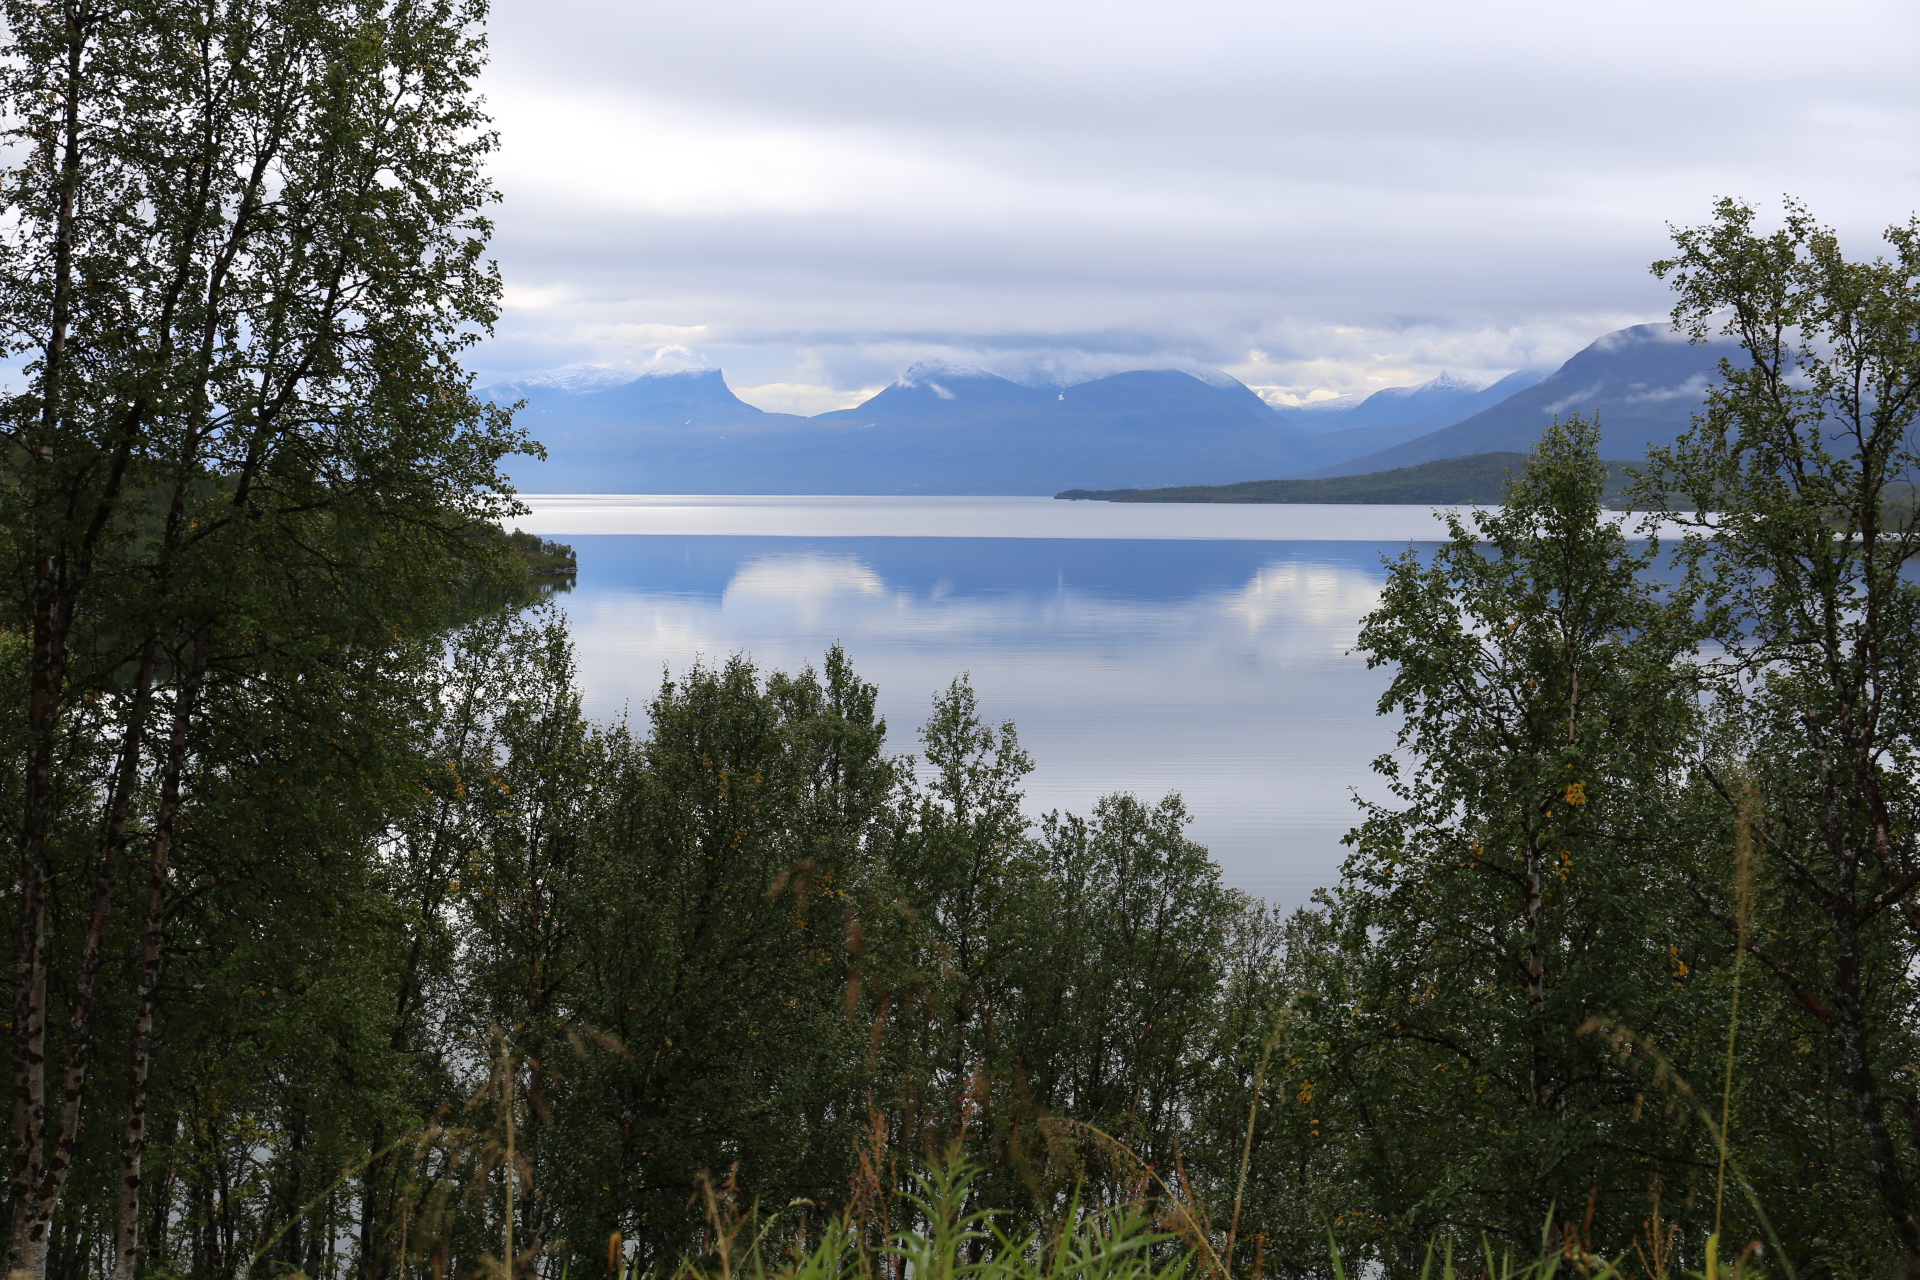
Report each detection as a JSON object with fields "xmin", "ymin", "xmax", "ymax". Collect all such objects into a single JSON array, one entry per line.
[
  {"xmin": 809, "ymin": 363, "xmax": 1053, "ymax": 426},
  {"xmin": 488, "ymin": 365, "xmax": 797, "ymax": 433},
  {"xmin": 490, "ymin": 330, "xmax": 1722, "ymax": 495},
  {"xmin": 1275, "ymin": 368, "xmax": 1545, "ymax": 432},
  {"xmin": 1309, "ymin": 325, "xmax": 1741, "ymax": 476},
  {"xmin": 1266, "ymin": 369, "xmax": 1549, "ymax": 464},
  {"xmin": 497, "ymin": 361, "xmax": 1350, "ymax": 494}
]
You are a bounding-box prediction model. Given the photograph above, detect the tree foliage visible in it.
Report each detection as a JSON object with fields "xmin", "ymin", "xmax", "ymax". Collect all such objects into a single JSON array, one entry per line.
[
  {"xmin": 0, "ymin": 0, "xmax": 523, "ymax": 1271},
  {"xmin": 1289, "ymin": 417, "xmax": 1708, "ymax": 1263},
  {"xmin": 1640, "ymin": 197, "xmax": 1920, "ymax": 1270},
  {"xmin": 3, "ymin": 22, "xmax": 1916, "ymax": 1273}
]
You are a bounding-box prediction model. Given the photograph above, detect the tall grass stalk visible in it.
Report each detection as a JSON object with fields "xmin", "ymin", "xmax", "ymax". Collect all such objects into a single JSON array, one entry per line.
[
  {"xmin": 1583, "ymin": 1013, "xmax": 1794, "ymax": 1278},
  {"xmin": 1055, "ymin": 1119, "xmax": 1223, "ymax": 1280},
  {"xmin": 669, "ymin": 1157, "xmax": 1189, "ymax": 1280},
  {"xmin": 502, "ymin": 1038, "xmax": 517, "ymax": 1280},
  {"xmin": 1707, "ymin": 783, "xmax": 1758, "ymax": 1277},
  {"xmin": 1225, "ymin": 1010, "xmax": 1287, "ymax": 1275},
  {"xmin": 238, "ymin": 1126, "xmax": 428, "ymax": 1280},
  {"xmin": 1328, "ymin": 1221, "xmax": 1631, "ymax": 1279}
]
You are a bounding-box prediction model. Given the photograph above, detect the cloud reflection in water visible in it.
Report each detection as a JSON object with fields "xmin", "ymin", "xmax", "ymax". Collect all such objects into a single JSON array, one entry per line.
[{"xmin": 558, "ymin": 535, "xmax": 1410, "ymax": 908}]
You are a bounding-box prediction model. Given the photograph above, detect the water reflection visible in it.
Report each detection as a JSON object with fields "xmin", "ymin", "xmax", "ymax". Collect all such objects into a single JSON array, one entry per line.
[{"xmin": 558, "ymin": 535, "xmax": 1411, "ymax": 908}]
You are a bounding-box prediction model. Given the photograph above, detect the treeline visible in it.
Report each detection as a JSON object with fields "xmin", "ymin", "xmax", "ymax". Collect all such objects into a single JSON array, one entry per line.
[
  {"xmin": 3, "ymin": 0, "xmax": 1920, "ymax": 1270},
  {"xmin": 338, "ymin": 621, "xmax": 1277, "ymax": 1276},
  {"xmin": 7, "ymin": 215, "xmax": 1920, "ymax": 1278},
  {"xmin": 1054, "ymin": 452, "xmax": 1556, "ymax": 506},
  {"xmin": 17, "ymin": 386, "xmax": 1920, "ymax": 1279}
]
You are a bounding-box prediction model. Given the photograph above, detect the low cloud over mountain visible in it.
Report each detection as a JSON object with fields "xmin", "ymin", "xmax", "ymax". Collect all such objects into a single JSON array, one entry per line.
[
  {"xmin": 491, "ymin": 325, "xmax": 1737, "ymax": 495},
  {"xmin": 1306, "ymin": 324, "xmax": 1742, "ymax": 476}
]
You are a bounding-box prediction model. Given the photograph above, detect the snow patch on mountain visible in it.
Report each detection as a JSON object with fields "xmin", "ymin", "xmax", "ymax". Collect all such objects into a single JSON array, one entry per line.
[
  {"xmin": 1282, "ymin": 391, "xmax": 1368, "ymax": 413},
  {"xmin": 998, "ymin": 367, "xmax": 1076, "ymax": 389},
  {"xmin": 941, "ymin": 358, "xmax": 1247, "ymax": 392},
  {"xmin": 510, "ymin": 364, "xmax": 648, "ymax": 394},
  {"xmin": 1179, "ymin": 366, "xmax": 1248, "ymax": 391},
  {"xmin": 1365, "ymin": 371, "xmax": 1492, "ymax": 401},
  {"xmin": 898, "ymin": 359, "xmax": 999, "ymax": 387}
]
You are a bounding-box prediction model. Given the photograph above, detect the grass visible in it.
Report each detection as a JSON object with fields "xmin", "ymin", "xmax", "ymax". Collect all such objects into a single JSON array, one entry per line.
[
  {"xmin": 609, "ymin": 968, "xmax": 1787, "ymax": 1280},
  {"xmin": 653, "ymin": 1152, "xmax": 1784, "ymax": 1280},
  {"xmin": 642, "ymin": 989, "xmax": 1791, "ymax": 1280},
  {"xmin": 662, "ymin": 1160, "xmax": 1189, "ymax": 1280},
  {"xmin": 505, "ymin": 840, "xmax": 1790, "ymax": 1280}
]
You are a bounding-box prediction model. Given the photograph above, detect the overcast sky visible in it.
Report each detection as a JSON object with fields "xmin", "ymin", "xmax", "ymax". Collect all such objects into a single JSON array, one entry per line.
[{"xmin": 474, "ymin": 0, "xmax": 1920, "ymax": 413}]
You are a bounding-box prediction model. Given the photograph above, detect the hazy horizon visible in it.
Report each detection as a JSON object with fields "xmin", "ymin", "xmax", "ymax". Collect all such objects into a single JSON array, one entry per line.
[
  {"xmin": 481, "ymin": 353, "xmax": 1525, "ymax": 414},
  {"xmin": 475, "ymin": 0, "xmax": 1920, "ymax": 414}
]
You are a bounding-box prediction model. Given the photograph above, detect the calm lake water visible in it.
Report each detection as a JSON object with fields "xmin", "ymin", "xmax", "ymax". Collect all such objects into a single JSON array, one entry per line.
[{"xmin": 511, "ymin": 498, "xmax": 1465, "ymax": 907}]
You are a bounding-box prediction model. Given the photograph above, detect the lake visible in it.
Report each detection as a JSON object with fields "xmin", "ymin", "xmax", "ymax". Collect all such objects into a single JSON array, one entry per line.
[{"xmin": 510, "ymin": 498, "xmax": 1465, "ymax": 908}]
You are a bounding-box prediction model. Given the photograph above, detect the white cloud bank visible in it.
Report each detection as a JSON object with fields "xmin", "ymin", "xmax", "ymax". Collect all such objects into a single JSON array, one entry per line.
[{"xmin": 473, "ymin": 0, "xmax": 1920, "ymax": 405}]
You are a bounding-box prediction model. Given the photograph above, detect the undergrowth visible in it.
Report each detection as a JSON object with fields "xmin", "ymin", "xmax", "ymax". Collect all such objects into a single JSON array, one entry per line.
[{"xmin": 650, "ymin": 1154, "xmax": 1774, "ymax": 1280}]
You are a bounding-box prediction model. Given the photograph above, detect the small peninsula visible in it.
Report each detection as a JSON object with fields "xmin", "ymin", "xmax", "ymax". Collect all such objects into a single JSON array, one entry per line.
[{"xmin": 1057, "ymin": 451, "xmax": 1631, "ymax": 504}]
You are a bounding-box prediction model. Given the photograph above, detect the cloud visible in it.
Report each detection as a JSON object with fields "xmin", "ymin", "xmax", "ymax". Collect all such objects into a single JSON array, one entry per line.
[
  {"xmin": 1622, "ymin": 374, "xmax": 1712, "ymax": 404},
  {"xmin": 1543, "ymin": 383, "xmax": 1603, "ymax": 414},
  {"xmin": 1219, "ymin": 562, "xmax": 1383, "ymax": 650},
  {"xmin": 473, "ymin": 0, "xmax": 1920, "ymax": 402},
  {"xmin": 640, "ymin": 344, "xmax": 704, "ymax": 372},
  {"xmin": 730, "ymin": 381, "xmax": 881, "ymax": 414}
]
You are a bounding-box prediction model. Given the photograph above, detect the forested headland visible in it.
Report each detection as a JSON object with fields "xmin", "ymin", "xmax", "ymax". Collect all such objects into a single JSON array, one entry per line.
[
  {"xmin": 3, "ymin": 0, "xmax": 1920, "ymax": 1275},
  {"xmin": 1053, "ymin": 452, "xmax": 1646, "ymax": 507},
  {"xmin": 1056, "ymin": 452, "xmax": 1549, "ymax": 505}
]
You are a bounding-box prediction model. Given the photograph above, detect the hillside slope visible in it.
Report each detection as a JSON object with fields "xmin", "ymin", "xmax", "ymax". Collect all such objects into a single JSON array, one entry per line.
[
  {"xmin": 1058, "ymin": 452, "xmax": 1648, "ymax": 506},
  {"xmin": 1057, "ymin": 453, "xmax": 1536, "ymax": 504},
  {"xmin": 1274, "ymin": 368, "xmax": 1543, "ymax": 431},
  {"xmin": 1309, "ymin": 325, "xmax": 1740, "ymax": 476}
]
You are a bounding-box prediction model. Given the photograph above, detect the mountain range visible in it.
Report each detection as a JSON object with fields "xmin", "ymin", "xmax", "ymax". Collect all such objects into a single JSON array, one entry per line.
[
  {"xmin": 1305, "ymin": 324, "xmax": 1739, "ymax": 477},
  {"xmin": 490, "ymin": 323, "xmax": 1741, "ymax": 494}
]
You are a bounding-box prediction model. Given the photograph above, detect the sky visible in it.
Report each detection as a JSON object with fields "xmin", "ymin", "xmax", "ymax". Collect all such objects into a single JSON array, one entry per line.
[{"xmin": 475, "ymin": 0, "xmax": 1920, "ymax": 414}]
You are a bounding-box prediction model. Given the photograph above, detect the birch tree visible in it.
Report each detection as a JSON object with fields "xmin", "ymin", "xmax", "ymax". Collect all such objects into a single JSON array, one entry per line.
[{"xmin": 0, "ymin": 0, "xmax": 521, "ymax": 1271}]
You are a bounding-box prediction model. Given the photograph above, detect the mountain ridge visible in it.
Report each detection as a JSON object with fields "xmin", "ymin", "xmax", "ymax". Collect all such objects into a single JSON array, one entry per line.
[
  {"xmin": 1307, "ymin": 325, "xmax": 1741, "ymax": 476},
  {"xmin": 487, "ymin": 326, "xmax": 1732, "ymax": 494}
]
